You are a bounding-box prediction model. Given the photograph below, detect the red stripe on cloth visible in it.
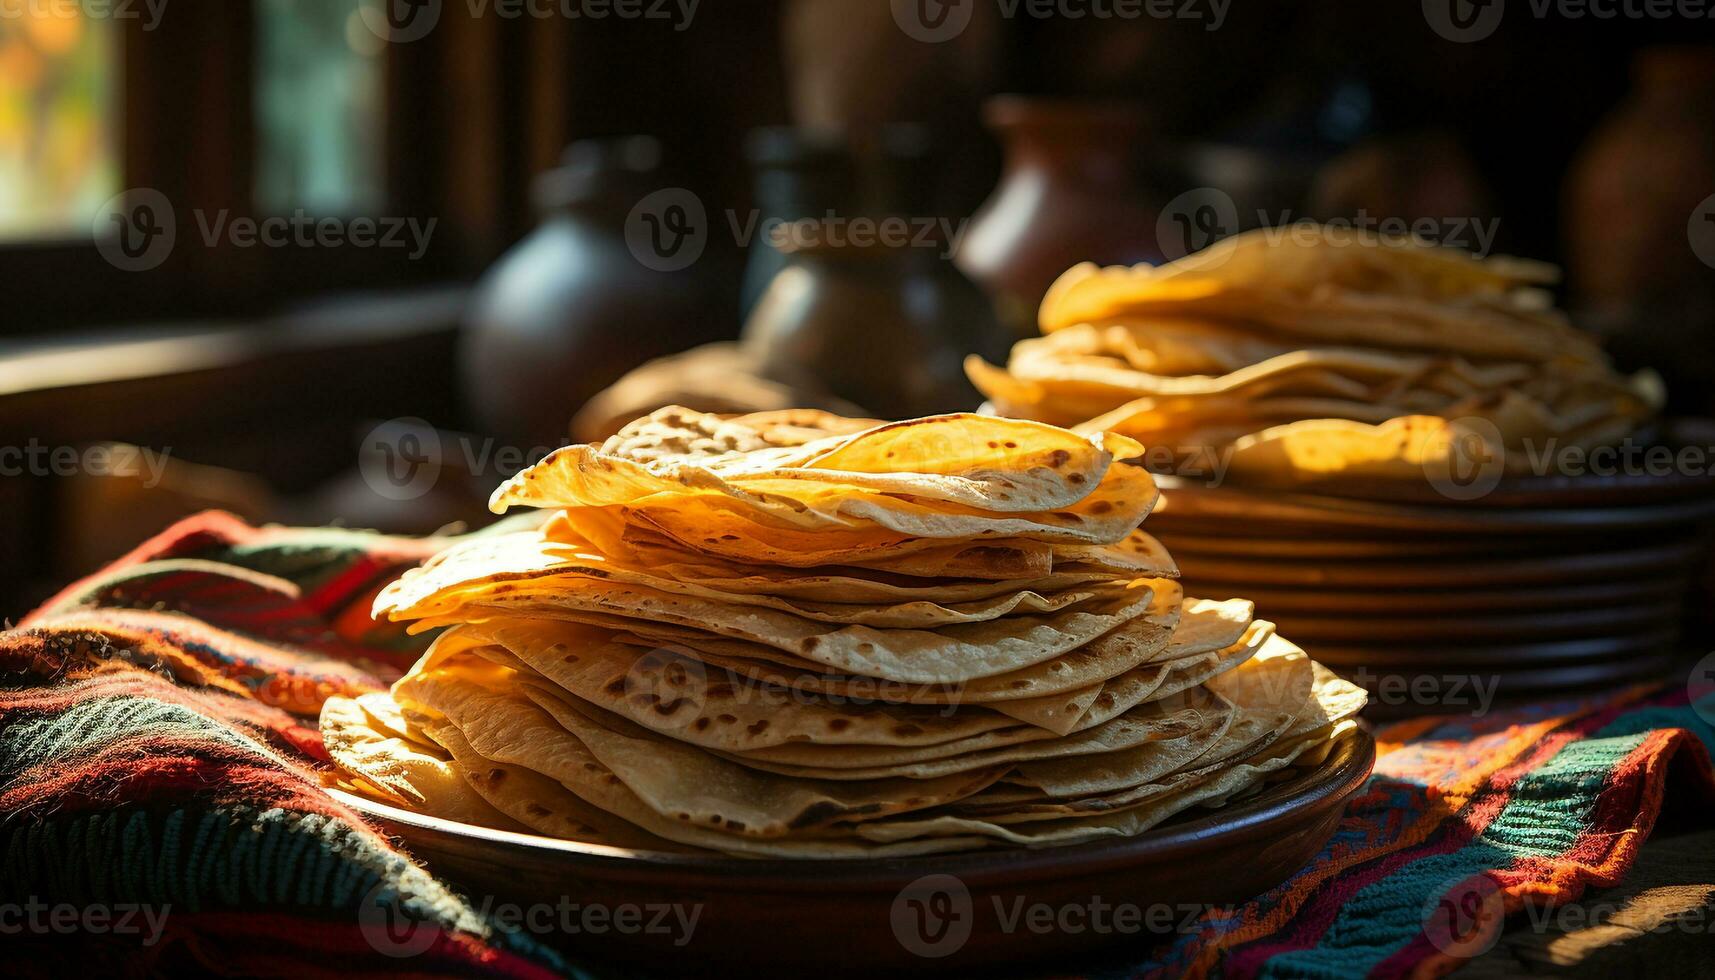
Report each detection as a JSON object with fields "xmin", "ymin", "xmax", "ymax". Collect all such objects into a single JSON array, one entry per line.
[
  {"xmin": 4, "ymin": 614, "xmax": 386, "ymax": 715},
  {"xmin": 297, "ymin": 553, "xmax": 400, "ymax": 616},
  {"xmin": 25, "ymin": 510, "xmax": 443, "ymax": 630},
  {"xmin": 0, "ymin": 659, "xmax": 331, "ymax": 773},
  {"xmin": 22, "ymin": 511, "xmax": 266, "ymax": 625},
  {"xmin": 0, "ymin": 730, "xmax": 338, "ymax": 819}
]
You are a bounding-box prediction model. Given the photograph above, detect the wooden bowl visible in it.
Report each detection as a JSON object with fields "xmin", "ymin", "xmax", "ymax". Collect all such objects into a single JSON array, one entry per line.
[{"xmin": 335, "ymin": 729, "xmax": 1374, "ymax": 975}]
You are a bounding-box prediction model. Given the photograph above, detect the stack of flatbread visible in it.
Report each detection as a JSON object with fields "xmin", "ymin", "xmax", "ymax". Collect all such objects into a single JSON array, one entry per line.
[
  {"xmin": 321, "ymin": 408, "xmax": 1364, "ymax": 857},
  {"xmin": 967, "ymin": 226, "xmax": 1663, "ymax": 484}
]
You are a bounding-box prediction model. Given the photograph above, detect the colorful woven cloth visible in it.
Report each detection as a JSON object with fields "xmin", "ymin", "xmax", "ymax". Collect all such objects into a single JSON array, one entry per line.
[
  {"xmin": 3, "ymin": 511, "xmax": 1712, "ymax": 978},
  {"xmin": 0, "ymin": 512, "xmax": 560, "ymax": 979},
  {"xmin": 1137, "ymin": 689, "xmax": 1715, "ymax": 978}
]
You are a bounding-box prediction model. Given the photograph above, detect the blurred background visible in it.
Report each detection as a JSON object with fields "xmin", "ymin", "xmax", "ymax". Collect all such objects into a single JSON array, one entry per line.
[{"xmin": 2, "ymin": 0, "xmax": 1713, "ymax": 614}]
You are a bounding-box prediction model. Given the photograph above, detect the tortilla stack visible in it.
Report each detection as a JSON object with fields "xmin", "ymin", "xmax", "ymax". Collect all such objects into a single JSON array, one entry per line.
[{"xmin": 321, "ymin": 407, "xmax": 1364, "ymax": 856}]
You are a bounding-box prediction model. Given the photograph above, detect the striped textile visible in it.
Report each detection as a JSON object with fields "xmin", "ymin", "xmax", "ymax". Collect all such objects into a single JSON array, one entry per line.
[
  {"xmin": 0, "ymin": 512, "xmax": 561, "ymax": 978},
  {"xmin": 1133, "ymin": 689, "xmax": 1715, "ymax": 978},
  {"xmin": 2, "ymin": 511, "xmax": 1712, "ymax": 977}
]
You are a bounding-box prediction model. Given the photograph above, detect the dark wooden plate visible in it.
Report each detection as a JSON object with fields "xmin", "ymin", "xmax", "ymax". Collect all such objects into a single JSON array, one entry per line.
[
  {"xmin": 1348, "ymin": 654, "xmax": 1682, "ymax": 720},
  {"xmin": 333, "ymin": 729, "xmax": 1375, "ymax": 975},
  {"xmin": 1158, "ymin": 532, "xmax": 1561, "ymax": 560},
  {"xmin": 1149, "ymin": 442, "xmax": 1713, "ymax": 718},
  {"xmin": 1171, "ymin": 539, "xmax": 1702, "ymax": 590},
  {"xmin": 1229, "ymin": 578, "xmax": 1687, "ymax": 615},
  {"xmin": 1272, "ymin": 602, "xmax": 1682, "ymax": 643},
  {"xmin": 1303, "ymin": 630, "xmax": 1677, "ymax": 669},
  {"xmin": 1154, "ymin": 477, "xmax": 1715, "ymax": 536}
]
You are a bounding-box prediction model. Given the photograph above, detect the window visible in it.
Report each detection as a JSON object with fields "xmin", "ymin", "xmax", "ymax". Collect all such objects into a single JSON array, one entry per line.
[
  {"xmin": 255, "ymin": 0, "xmax": 385, "ymax": 215},
  {"xmin": 0, "ymin": 7, "xmax": 119, "ymax": 237}
]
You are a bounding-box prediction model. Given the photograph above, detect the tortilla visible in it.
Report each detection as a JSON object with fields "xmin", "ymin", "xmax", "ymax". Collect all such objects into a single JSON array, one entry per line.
[
  {"xmin": 846, "ymin": 724, "xmax": 1346, "ymax": 846},
  {"xmin": 986, "ymin": 599, "xmax": 1260, "ymax": 733},
  {"xmin": 509, "ymin": 409, "xmax": 1131, "ymax": 514},
  {"xmin": 318, "ymin": 694, "xmax": 525, "ymax": 828},
  {"xmin": 708, "ymin": 688, "xmax": 1225, "ymax": 781},
  {"xmin": 421, "ymin": 721, "xmax": 685, "ymax": 851},
  {"xmin": 398, "ymin": 659, "xmax": 1003, "ymax": 856},
  {"xmin": 378, "ymin": 530, "xmax": 1153, "ymax": 630},
  {"xmin": 443, "ymin": 619, "xmax": 1024, "ymax": 751},
  {"xmin": 415, "ymin": 573, "xmax": 1171, "ymax": 686},
  {"xmin": 579, "ymin": 581, "xmax": 1182, "ymax": 706}
]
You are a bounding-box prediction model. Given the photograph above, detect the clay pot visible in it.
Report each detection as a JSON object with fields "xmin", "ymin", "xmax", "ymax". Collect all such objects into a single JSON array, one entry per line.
[
  {"xmin": 461, "ymin": 136, "xmax": 725, "ymax": 448},
  {"xmin": 739, "ymin": 127, "xmax": 857, "ymax": 320},
  {"xmin": 742, "ymin": 223, "xmax": 1003, "ymax": 421},
  {"xmin": 1566, "ymin": 47, "xmax": 1715, "ymax": 315},
  {"xmin": 1565, "ymin": 47, "xmax": 1715, "ymax": 417},
  {"xmin": 956, "ymin": 97, "xmax": 1164, "ymax": 336}
]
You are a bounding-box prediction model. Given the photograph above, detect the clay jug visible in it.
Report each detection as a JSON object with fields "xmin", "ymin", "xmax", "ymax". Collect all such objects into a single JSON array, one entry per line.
[
  {"xmin": 739, "ymin": 126, "xmax": 857, "ymax": 320},
  {"xmin": 743, "ymin": 223, "xmax": 1003, "ymax": 420},
  {"xmin": 956, "ymin": 97, "xmax": 1164, "ymax": 336},
  {"xmin": 461, "ymin": 136, "xmax": 725, "ymax": 448}
]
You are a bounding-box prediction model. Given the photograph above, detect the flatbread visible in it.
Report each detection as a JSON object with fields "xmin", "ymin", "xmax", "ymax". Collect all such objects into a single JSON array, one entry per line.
[
  {"xmin": 419, "ymin": 574, "xmax": 1172, "ymax": 686},
  {"xmin": 445, "ymin": 619, "xmax": 1025, "ymax": 751},
  {"xmin": 710, "ymin": 688, "xmax": 1225, "ymax": 781},
  {"xmin": 318, "ymin": 694, "xmax": 525, "ymax": 828},
  {"xmin": 397, "ymin": 657, "xmax": 1004, "ymax": 837}
]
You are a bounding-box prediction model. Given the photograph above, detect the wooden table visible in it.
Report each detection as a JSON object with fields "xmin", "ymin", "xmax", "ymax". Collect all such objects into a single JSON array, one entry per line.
[{"xmin": 1464, "ymin": 827, "xmax": 1715, "ymax": 977}]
